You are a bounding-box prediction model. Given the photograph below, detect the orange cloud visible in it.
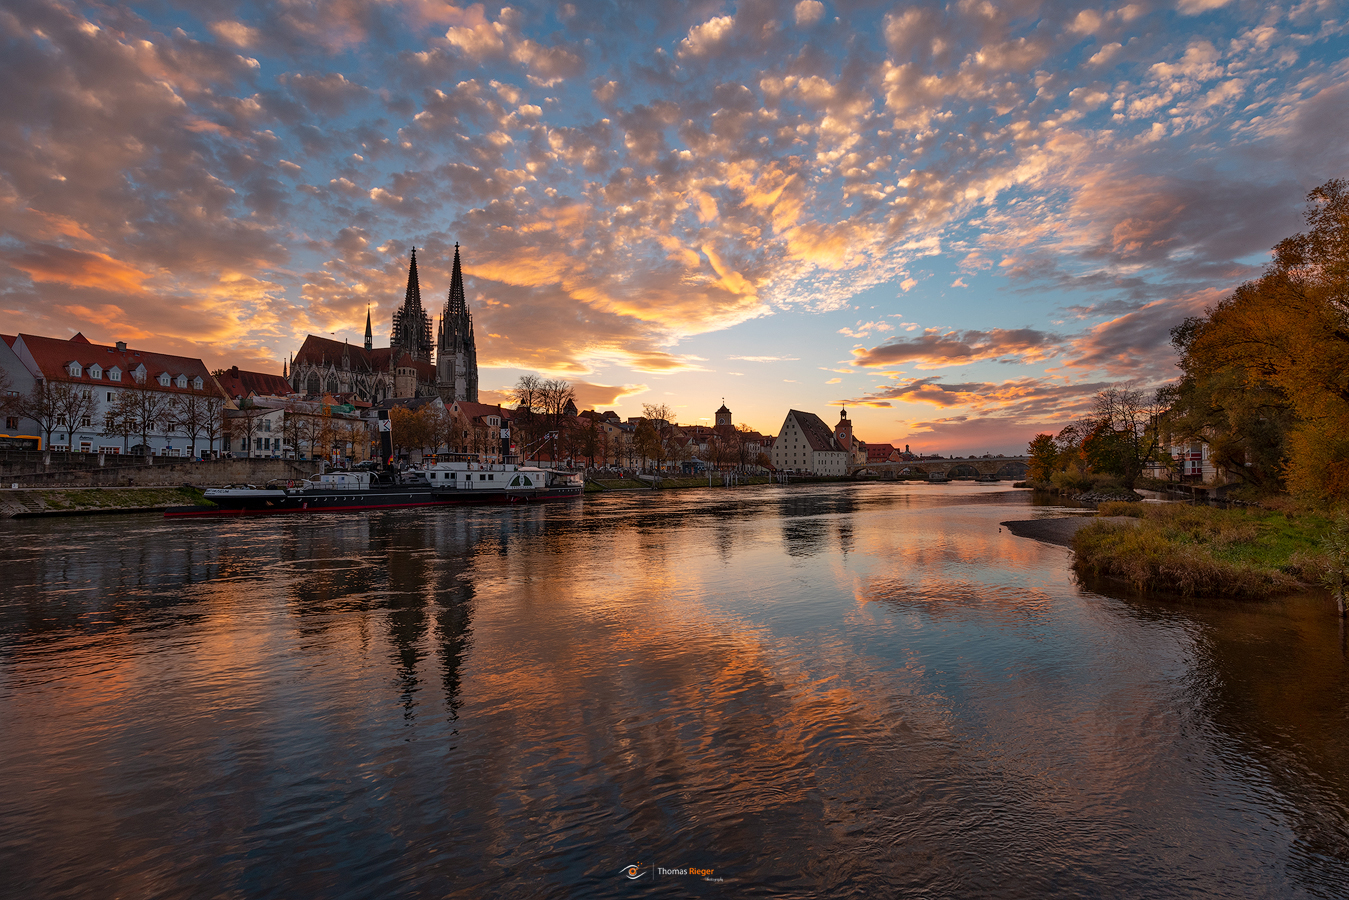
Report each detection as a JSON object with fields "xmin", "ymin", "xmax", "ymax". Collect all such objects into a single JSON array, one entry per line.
[{"xmin": 8, "ymin": 246, "xmax": 153, "ymax": 294}]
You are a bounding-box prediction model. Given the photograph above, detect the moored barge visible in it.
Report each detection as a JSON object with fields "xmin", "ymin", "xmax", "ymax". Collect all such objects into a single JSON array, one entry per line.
[{"xmin": 165, "ymin": 461, "xmax": 583, "ymax": 517}]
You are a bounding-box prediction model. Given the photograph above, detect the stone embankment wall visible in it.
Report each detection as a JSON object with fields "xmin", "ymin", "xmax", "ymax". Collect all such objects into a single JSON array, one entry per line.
[{"xmin": 1, "ymin": 453, "xmax": 321, "ymax": 488}]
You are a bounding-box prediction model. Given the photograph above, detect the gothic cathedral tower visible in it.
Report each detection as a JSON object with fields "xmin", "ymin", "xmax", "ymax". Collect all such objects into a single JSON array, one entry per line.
[
  {"xmin": 437, "ymin": 243, "xmax": 479, "ymax": 402},
  {"xmin": 391, "ymin": 248, "xmax": 433, "ymax": 361}
]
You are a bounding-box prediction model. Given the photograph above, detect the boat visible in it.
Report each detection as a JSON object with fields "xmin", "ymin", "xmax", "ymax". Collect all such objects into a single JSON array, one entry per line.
[{"xmin": 164, "ymin": 460, "xmax": 583, "ymax": 517}]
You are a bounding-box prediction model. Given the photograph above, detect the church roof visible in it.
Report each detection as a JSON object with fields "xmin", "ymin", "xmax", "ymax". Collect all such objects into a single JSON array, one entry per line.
[
  {"xmin": 216, "ymin": 366, "xmax": 294, "ymax": 399},
  {"xmin": 716, "ymin": 402, "xmax": 731, "ymax": 414},
  {"xmin": 293, "ymin": 334, "xmax": 436, "ymax": 381}
]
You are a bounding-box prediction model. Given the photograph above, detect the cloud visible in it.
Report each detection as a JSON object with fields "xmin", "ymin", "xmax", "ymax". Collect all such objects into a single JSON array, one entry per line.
[
  {"xmin": 794, "ymin": 2, "xmax": 825, "ymax": 27},
  {"xmin": 851, "ymin": 329, "xmax": 1063, "ymax": 369},
  {"xmin": 679, "ymin": 15, "xmax": 735, "ymax": 57}
]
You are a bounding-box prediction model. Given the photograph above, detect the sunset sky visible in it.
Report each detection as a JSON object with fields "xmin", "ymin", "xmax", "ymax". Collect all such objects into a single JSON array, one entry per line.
[{"xmin": 2, "ymin": 0, "xmax": 1346, "ymax": 452}]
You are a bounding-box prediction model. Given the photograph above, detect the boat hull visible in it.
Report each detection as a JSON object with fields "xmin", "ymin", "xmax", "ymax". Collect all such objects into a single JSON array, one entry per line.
[{"xmin": 164, "ymin": 485, "xmax": 583, "ymax": 517}]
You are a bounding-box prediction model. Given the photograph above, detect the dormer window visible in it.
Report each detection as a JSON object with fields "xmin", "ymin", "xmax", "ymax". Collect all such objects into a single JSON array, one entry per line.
[
  {"xmin": 67, "ymin": 361, "xmax": 82, "ymax": 378},
  {"xmin": 88, "ymin": 364, "xmax": 103, "ymax": 380},
  {"xmin": 132, "ymin": 364, "xmax": 147, "ymax": 383},
  {"xmin": 108, "ymin": 367, "xmax": 122, "ymax": 382},
  {"xmin": 192, "ymin": 376, "xmax": 203, "ymax": 390},
  {"xmin": 175, "ymin": 375, "xmax": 188, "ymax": 389},
  {"xmin": 157, "ymin": 372, "xmax": 170, "ymax": 387}
]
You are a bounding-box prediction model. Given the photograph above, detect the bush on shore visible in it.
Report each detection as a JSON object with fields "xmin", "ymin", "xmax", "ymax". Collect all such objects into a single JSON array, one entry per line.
[{"xmin": 1072, "ymin": 503, "xmax": 1333, "ymax": 598}]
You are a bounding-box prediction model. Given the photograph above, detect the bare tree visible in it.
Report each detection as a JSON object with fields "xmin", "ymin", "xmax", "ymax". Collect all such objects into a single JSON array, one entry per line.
[
  {"xmin": 118, "ymin": 377, "xmax": 176, "ymax": 455},
  {"xmin": 15, "ymin": 381, "xmax": 69, "ymax": 450},
  {"xmin": 201, "ymin": 393, "xmax": 227, "ymax": 457},
  {"xmin": 170, "ymin": 390, "xmax": 218, "ymax": 457},
  {"xmin": 52, "ymin": 384, "xmax": 99, "ymax": 452},
  {"xmin": 227, "ymin": 403, "xmax": 269, "ymax": 458}
]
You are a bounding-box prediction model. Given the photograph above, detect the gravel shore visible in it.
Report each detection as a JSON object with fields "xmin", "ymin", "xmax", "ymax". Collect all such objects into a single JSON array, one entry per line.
[
  {"xmin": 1001, "ymin": 516, "xmax": 1098, "ymax": 547},
  {"xmin": 1002, "ymin": 515, "xmax": 1140, "ymax": 547}
]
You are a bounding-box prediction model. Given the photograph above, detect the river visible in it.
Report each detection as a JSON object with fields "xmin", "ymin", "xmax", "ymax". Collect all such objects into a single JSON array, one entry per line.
[{"xmin": 1, "ymin": 483, "xmax": 1347, "ymax": 898}]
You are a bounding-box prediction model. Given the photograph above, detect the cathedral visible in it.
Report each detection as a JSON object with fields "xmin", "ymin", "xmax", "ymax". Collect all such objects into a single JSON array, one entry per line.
[{"xmin": 288, "ymin": 246, "xmax": 480, "ymax": 403}]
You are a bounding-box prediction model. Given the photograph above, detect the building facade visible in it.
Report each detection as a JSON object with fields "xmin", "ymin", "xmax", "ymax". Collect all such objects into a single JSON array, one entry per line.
[
  {"xmin": 771, "ymin": 409, "xmax": 848, "ymax": 475},
  {"xmin": 6, "ymin": 332, "xmax": 225, "ymax": 455}
]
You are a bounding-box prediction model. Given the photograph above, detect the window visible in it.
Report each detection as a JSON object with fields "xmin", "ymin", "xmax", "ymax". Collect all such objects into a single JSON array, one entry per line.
[
  {"xmin": 158, "ymin": 372, "xmax": 170, "ymax": 387},
  {"xmin": 107, "ymin": 392, "xmax": 115, "ymax": 402},
  {"xmin": 81, "ymin": 416, "xmax": 92, "ymax": 427},
  {"xmin": 255, "ymin": 438, "xmax": 262, "ymax": 449},
  {"xmin": 89, "ymin": 365, "xmax": 102, "ymax": 379},
  {"xmin": 68, "ymin": 362, "xmax": 82, "ymax": 377},
  {"xmin": 264, "ymin": 419, "xmax": 272, "ymax": 432},
  {"xmin": 176, "ymin": 375, "xmax": 188, "ymax": 388},
  {"xmin": 109, "ymin": 368, "xmax": 121, "ymax": 382},
  {"xmin": 193, "ymin": 376, "xmax": 203, "ymax": 390},
  {"xmin": 5, "ymin": 416, "xmax": 16, "ymax": 429}
]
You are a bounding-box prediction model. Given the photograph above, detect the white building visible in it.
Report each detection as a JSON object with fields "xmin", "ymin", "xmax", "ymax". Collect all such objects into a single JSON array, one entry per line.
[
  {"xmin": 7, "ymin": 332, "xmax": 225, "ymax": 456},
  {"xmin": 771, "ymin": 409, "xmax": 848, "ymax": 475}
]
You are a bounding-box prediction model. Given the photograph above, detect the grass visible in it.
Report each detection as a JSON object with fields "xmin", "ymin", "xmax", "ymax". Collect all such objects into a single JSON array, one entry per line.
[
  {"xmin": 1073, "ymin": 502, "xmax": 1335, "ymax": 598},
  {"xmin": 23, "ymin": 486, "xmax": 214, "ymax": 512}
]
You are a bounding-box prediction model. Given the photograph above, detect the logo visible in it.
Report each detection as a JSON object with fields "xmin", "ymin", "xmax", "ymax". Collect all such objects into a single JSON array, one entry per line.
[{"xmin": 620, "ymin": 863, "xmax": 647, "ymax": 880}]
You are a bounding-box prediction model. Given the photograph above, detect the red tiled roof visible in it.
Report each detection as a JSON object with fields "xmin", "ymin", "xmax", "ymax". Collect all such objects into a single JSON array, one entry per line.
[
  {"xmin": 449, "ymin": 400, "xmax": 512, "ymax": 422},
  {"xmin": 14, "ymin": 333, "xmax": 221, "ymax": 396},
  {"xmin": 216, "ymin": 366, "xmax": 294, "ymax": 399}
]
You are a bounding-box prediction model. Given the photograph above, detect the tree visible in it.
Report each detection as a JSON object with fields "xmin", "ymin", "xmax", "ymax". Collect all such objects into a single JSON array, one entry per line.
[
  {"xmin": 170, "ymin": 390, "xmax": 219, "ymax": 457},
  {"xmin": 52, "ymin": 383, "xmax": 98, "ymax": 451},
  {"xmin": 227, "ymin": 403, "xmax": 269, "ymax": 458},
  {"xmin": 15, "ymin": 380, "xmax": 70, "ymax": 450},
  {"xmin": 121, "ymin": 377, "xmax": 175, "ymax": 455},
  {"xmin": 201, "ymin": 392, "xmax": 227, "ymax": 457},
  {"xmin": 640, "ymin": 403, "xmax": 675, "ymax": 470},
  {"xmin": 1077, "ymin": 387, "xmax": 1166, "ymax": 488},
  {"xmin": 1026, "ymin": 433, "xmax": 1057, "ymax": 483},
  {"xmin": 1173, "ymin": 179, "xmax": 1349, "ymax": 500}
]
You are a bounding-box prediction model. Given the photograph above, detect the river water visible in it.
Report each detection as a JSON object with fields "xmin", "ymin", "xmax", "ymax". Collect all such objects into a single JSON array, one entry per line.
[{"xmin": 1, "ymin": 483, "xmax": 1347, "ymax": 898}]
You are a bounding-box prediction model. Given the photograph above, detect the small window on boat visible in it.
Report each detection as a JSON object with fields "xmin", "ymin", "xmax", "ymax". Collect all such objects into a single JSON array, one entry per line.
[
  {"xmin": 523, "ymin": 476, "xmax": 532, "ymax": 486},
  {"xmin": 488, "ymin": 474, "xmax": 494, "ymax": 480}
]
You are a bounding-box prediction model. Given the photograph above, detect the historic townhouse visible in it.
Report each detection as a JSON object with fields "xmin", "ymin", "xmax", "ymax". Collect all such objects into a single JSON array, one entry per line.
[
  {"xmin": 7, "ymin": 332, "xmax": 223, "ymax": 455},
  {"xmin": 771, "ymin": 409, "xmax": 849, "ymax": 475}
]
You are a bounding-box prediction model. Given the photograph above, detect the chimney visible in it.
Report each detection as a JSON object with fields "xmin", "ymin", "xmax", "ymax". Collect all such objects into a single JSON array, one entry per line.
[{"xmin": 116, "ymin": 341, "xmax": 127, "ymax": 352}]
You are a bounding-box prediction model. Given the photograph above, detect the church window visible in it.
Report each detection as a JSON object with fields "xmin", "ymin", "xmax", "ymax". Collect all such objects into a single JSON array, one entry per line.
[{"xmin": 307, "ymin": 373, "xmax": 320, "ymax": 395}]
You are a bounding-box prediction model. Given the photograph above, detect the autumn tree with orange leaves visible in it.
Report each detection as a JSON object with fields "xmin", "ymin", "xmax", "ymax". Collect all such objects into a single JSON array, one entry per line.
[{"xmin": 1170, "ymin": 179, "xmax": 1349, "ymax": 501}]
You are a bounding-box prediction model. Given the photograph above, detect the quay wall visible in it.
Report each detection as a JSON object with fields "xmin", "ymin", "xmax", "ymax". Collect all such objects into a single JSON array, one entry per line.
[{"xmin": 1, "ymin": 455, "xmax": 322, "ymax": 488}]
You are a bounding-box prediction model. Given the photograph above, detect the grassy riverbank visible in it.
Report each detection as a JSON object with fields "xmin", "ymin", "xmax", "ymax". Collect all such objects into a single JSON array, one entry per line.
[
  {"xmin": 1, "ymin": 486, "xmax": 213, "ymax": 518},
  {"xmin": 1072, "ymin": 501, "xmax": 1338, "ymax": 598}
]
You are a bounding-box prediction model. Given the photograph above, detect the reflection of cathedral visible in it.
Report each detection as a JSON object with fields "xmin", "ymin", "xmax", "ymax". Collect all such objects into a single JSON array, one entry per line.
[{"xmin": 288, "ymin": 247, "xmax": 479, "ymax": 402}]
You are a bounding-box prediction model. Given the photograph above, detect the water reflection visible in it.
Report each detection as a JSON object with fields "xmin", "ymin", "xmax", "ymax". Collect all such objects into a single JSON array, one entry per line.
[{"xmin": 1, "ymin": 484, "xmax": 1347, "ymax": 898}]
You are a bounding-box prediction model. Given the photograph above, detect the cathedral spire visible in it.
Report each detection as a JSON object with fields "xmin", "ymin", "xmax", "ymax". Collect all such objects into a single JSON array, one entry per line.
[
  {"xmin": 364, "ymin": 304, "xmax": 372, "ymax": 351},
  {"xmin": 447, "ymin": 242, "xmax": 466, "ymax": 317},
  {"xmin": 390, "ymin": 246, "xmax": 433, "ymax": 361}
]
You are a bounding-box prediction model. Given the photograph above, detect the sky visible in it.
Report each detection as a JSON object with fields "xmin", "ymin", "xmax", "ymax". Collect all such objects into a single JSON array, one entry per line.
[{"xmin": 1, "ymin": 0, "xmax": 1347, "ymax": 453}]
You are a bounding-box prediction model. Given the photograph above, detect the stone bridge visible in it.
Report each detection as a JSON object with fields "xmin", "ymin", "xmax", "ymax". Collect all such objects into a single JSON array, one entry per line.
[{"xmin": 849, "ymin": 456, "xmax": 1030, "ymax": 478}]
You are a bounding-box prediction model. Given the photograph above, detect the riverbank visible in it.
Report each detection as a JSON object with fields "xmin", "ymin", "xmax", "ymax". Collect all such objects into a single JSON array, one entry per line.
[
  {"xmin": 1, "ymin": 486, "xmax": 214, "ymax": 519},
  {"xmin": 1069, "ymin": 502, "xmax": 1336, "ymax": 598}
]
